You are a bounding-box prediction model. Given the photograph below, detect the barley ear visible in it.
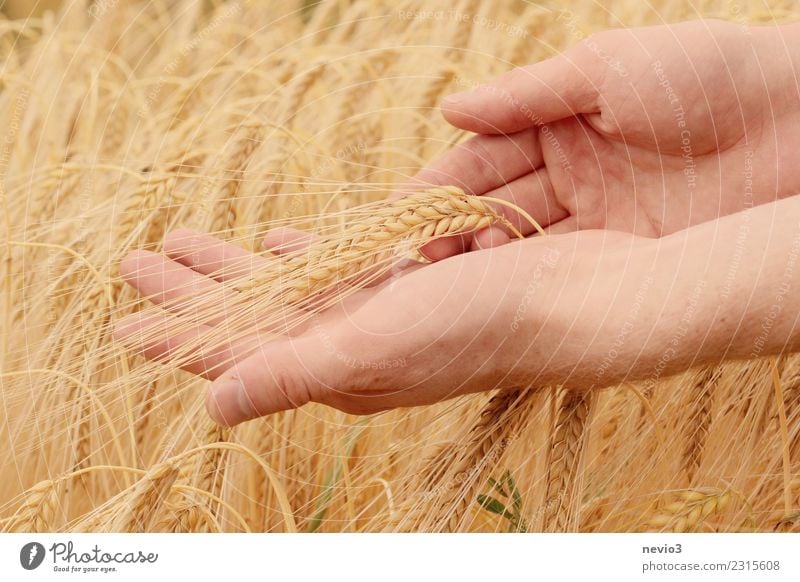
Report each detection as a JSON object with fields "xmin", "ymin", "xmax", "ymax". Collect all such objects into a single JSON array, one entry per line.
[{"xmin": 542, "ymin": 389, "xmax": 594, "ymax": 532}]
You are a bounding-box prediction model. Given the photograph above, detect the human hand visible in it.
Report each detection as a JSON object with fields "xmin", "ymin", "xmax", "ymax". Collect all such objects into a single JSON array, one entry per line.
[
  {"xmin": 406, "ymin": 19, "xmax": 800, "ymax": 259},
  {"xmin": 117, "ymin": 226, "xmax": 664, "ymax": 425},
  {"xmin": 117, "ymin": 191, "xmax": 800, "ymax": 426}
]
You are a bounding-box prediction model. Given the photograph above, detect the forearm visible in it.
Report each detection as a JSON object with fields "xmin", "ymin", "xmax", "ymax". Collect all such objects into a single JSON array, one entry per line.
[
  {"xmin": 648, "ymin": 194, "xmax": 800, "ymax": 376},
  {"xmin": 543, "ymin": 195, "xmax": 800, "ymax": 391},
  {"xmin": 752, "ymin": 21, "xmax": 800, "ymax": 112}
]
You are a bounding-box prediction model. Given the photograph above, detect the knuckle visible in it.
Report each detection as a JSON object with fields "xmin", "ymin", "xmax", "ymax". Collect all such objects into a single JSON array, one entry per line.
[
  {"xmin": 457, "ymin": 138, "xmax": 500, "ymax": 190},
  {"xmin": 269, "ymin": 362, "xmax": 316, "ymax": 413}
]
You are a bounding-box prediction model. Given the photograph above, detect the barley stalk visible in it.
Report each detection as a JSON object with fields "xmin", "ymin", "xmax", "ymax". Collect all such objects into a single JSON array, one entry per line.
[
  {"xmin": 683, "ymin": 367, "xmax": 721, "ymax": 481},
  {"xmin": 647, "ymin": 489, "xmax": 732, "ymax": 532},
  {"xmin": 283, "ymin": 60, "xmax": 328, "ymax": 125},
  {"xmin": 235, "ymin": 186, "xmax": 515, "ymax": 302},
  {"xmin": 115, "ymin": 174, "xmax": 176, "ymax": 244},
  {"xmin": 211, "ymin": 123, "xmax": 263, "ymax": 236},
  {"xmin": 108, "ymin": 462, "xmax": 179, "ymax": 533},
  {"xmin": 406, "ymin": 388, "xmax": 539, "ymax": 532},
  {"xmin": 133, "ymin": 380, "xmax": 159, "ymax": 465},
  {"xmin": 193, "ymin": 422, "xmax": 231, "ymax": 496},
  {"xmin": 3, "ymin": 480, "xmax": 58, "ymax": 533},
  {"xmin": 101, "ymin": 102, "xmax": 128, "ymax": 156},
  {"xmin": 779, "ymin": 357, "xmax": 800, "ymax": 462},
  {"xmin": 442, "ymin": 390, "xmax": 527, "ymax": 532},
  {"xmin": 542, "ymin": 389, "xmax": 594, "ymax": 532},
  {"xmin": 160, "ymin": 419, "xmax": 231, "ymax": 531},
  {"xmin": 155, "ymin": 502, "xmax": 214, "ymax": 533},
  {"xmin": 447, "ymin": 0, "xmax": 478, "ymax": 57}
]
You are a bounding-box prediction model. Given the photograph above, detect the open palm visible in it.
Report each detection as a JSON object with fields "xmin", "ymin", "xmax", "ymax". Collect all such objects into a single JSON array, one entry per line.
[
  {"xmin": 117, "ymin": 226, "xmax": 585, "ymax": 424},
  {"xmin": 411, "ymin": 19, "xmax": 800, "ymax": 259}
]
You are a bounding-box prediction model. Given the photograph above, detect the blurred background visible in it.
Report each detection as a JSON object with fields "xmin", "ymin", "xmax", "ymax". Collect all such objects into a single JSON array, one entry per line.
[
  {"xmin": 0, "ymin": 0, "xmax": 298, "ymax": 19},
  {"xmin": 1, "ymin": 0, "xmax": 63, "ymax": 18}
]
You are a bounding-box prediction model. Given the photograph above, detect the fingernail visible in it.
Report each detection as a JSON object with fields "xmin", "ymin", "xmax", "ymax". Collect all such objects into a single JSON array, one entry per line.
[
  {"xmin": 417, "ymin": 245, "xmax": 436, "ymax": 263},
  {"xmin": 418, "ymin": 244, "xmax": 434, "ymax": 262},
  {"xmin": 207, "ymin": 379, "xmax": 246, "ymax": 425},
  {"xmin": 443, "ymin": 91, "xmax": 469, "ymax": 104}
]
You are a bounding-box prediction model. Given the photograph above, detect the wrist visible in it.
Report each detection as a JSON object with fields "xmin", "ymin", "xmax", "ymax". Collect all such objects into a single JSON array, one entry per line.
[
  {"xmin": 648, "ymin": 197, "xmax": 800, "ymax": 374},
  {"xmin": 520, "ymin": 232, "xmax": 664, "ymax": 390},
  {"xmin": 750, "ymin": 21, "xmax": 800, "ymax": 112},
  {"xmin": 582, "ymin": 224, "xmax": 751, "ymax": 388},
  {"xmin": 586, "ymin": 236, "xmax": 669, "ymax": 389},
  {"xmin": 638, "ymin": 230, "xmax": 729, "ymax": 380}
]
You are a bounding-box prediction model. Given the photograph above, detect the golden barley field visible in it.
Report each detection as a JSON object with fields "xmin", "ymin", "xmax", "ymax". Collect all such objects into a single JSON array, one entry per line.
[{"xmin": 0, "ymin": 0, "xmax": 799, "ymax": 533}]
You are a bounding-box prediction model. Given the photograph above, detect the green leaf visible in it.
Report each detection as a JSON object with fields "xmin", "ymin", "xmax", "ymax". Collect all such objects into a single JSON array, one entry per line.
[
  {"xmin": 507, "ymin": 477, "xmax": 522, "ymax": 512},
  {"xmin": 488, "ymin": 477, "xmax": 508, "ymax": 497},
  {"xmin": 477, "ymin": 494, "xmax": 508, "ymax": 516},
  {"xmin": 477, "ymin": 494, "xmax": 520, "ymax": 525}
]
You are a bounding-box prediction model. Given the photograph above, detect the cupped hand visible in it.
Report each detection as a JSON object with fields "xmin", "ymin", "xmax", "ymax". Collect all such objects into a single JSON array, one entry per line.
[
  {"xmin": 116, "ymin": 227, "xmax": 661, "ymax": 426},
  {"xmin": 407, "ymin": 19, "xmax": 800, "ymax": 259}
]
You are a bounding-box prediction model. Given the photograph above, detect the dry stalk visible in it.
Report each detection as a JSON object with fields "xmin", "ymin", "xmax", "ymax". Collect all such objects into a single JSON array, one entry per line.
[
  {"xmin": 211, "ymin": 123, "xmax": 264, "ymax": 236},
  {"xmin": 384, "ymin": 441, "xmax": 460, "ymax": 531},
  {"xmin": 779, "ymin": 357, "xmax": 800, "ymax": 462},
  {"xmin": 101, "ymin": 102, "xmax": 128, "ymax": 156},
  {"xmin": 283, "ymin": 60, "xmax": 328, "ymax": 125},
  {"xmin": 108, "ymin": 462, "xmax": 179, "ymax": 533},
  {"xmin": 683, "ymin": 366, "xmax": 722, "ymax": 481},
  {"xmin": 425, "ymin": 388, "xmax": 539, "ymax": 532},
  {"xmin": 542, "ymin": 389, "xmax": 594, "ymax": 532},
  {"xmin": 447, "ymin": 0, "xmax": 478, "ymax": 57},
  {"xmin": 155, "ymin": 502, "xmax": 214, "ymax": 533},
  {"xmin": 3, "ymin": 479, "xmax": 58, "ymax": 533},
  {"xmin": 647, "ymin": 489, "xmax": 732, "ymax": 532},
  {"xmin": 162, "ymin": 419, "xmax": 231, "ymax": 532},
  {"xmin": 193, "ymin": 422, "xmax": 231, "ymax": 496},
  {"xmin": 134, "ymin": 380, "xmax": 159, "ymax": 465},
  {"xmin": 115, "ymin": 173, "xmax": 176, "ymax": 243},
  {"xmin": 236, "ymin": 186, "xmax": 516, "ymax": 302}
]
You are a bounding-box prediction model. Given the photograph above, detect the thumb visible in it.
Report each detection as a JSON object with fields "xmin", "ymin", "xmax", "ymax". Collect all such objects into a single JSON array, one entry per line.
[
  {"xmin": 206, "ymin": 332, "xmax": 335, "ymax": 425},
  {"xmin": 442, "ymin": 44, "xmax": 601, "ymax": 134}
]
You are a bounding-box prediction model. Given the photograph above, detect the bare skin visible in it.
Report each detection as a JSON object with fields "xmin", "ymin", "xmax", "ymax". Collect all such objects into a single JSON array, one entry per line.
[{"xmin": 116, "ymin": 19, "xmax": 800, "ymax": 426}]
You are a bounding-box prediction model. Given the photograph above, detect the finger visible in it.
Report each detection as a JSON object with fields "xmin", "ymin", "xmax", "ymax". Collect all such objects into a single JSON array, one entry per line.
[
  {"xmin": 262, "ymin": 227, "xmax": 319, "ymax": 255},
  {"xmin": 421, "ymin": 169, "xmax": 570, "ymax": 261},
  {"xmin": 119, "ymin": 250, "xmax": 221, "ymax": 308},
  {"xmin": 120, "ymin": 250, "xmax": 265, "ymax": 328},
  {"xmin": 392, "ymin": 128, "xmax": 543, "ymax": 200},
  {"xmin": 470, "ymin": 225, "xmax": 511, "ymax": 251},
  {"xmin": 114, "ymin": 312, "xmax": 265, "ymax": 379},
  {"xmin": 441, "ymin": 45, "xmax": 601, "ymax": 134},
  {"xmin": 159, "ymin": 229, "xmax": 335, "ymax": 333},
  {"xmin": 164, "ymin": 228, "xmax": 271, "ymax": 282},
  {"xmin": 545, "ymin": 216, "xmax": 579, "ymax": 235},
  {"xmin": 206, "ymin": 333, "xmax": 336, "ymax": 425},
  {"xmin": 391, "ymin": 129, "xmax": 546, "ymax": 261}
]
